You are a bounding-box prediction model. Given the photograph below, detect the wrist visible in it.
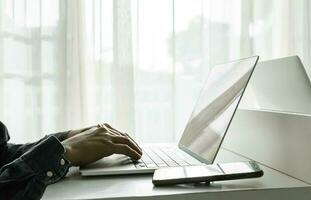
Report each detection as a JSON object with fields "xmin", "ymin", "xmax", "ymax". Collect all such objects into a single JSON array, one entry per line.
[{"xmin": 62, "ymin": 143, "xmax": 74, "ymax": 165}]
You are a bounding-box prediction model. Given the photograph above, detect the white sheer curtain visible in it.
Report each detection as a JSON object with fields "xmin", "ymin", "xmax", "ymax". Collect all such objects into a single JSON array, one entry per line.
[{"xmin": 0, "ymin": 0, "xmax": 311, "ymax": 143}]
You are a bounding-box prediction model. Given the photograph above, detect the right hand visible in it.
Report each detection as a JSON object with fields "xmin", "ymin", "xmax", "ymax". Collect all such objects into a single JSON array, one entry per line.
[{"xmin": 61, "ymin": 125, "xmax": 142, "ymax": 167}]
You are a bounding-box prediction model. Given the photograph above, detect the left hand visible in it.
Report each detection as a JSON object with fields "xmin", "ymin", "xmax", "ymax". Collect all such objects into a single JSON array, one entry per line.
[{"xmin": 62, "ymin": 124, "xmax": 142, "ymax": 166}]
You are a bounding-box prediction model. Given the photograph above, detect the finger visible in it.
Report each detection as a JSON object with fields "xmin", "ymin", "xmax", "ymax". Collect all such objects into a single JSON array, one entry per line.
[
  {"xmin": 102, "ymin": 124, "xmax": 122, "ymax": 136},
  {"xmin": 96, "ymin": 127, "xmax": 142, "ymax": 155},
  {"xmin": 102, "ymin": 124, "xmax": 142, "ymax": 151},
  {"xmin": 103, "ymin": 123, "xmax": 120, "ymax": 132},
  {"xmin": 112, "ymin": 136, "xmax": 142, "ymax": 155},
  {"xmin": 103, "ymin": 123, "xmax": 129, "ymax": 137},
  {"xmin": 113, "ymin": 144, "xmax": 141, "ymax": 160},
  {"xmin": 93, "ymin": 126, "xmax": 111, "ymax": 136},
  {"xmin": 122, "ymin": 132, "xmax": 142, "ymax": 151},
  {"xmin": 106, "ymin": 128, "xmax": 140, "ymax": 151}
]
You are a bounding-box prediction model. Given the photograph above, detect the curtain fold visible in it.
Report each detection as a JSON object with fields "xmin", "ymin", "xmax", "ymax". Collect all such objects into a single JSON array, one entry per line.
[
  {"xmin": 66, "ymin": 0, "xmax": 97, "ymax": 129},
  {"xmin": 111, "ymin": 0, "xmax": 135, "ymax": 134}
]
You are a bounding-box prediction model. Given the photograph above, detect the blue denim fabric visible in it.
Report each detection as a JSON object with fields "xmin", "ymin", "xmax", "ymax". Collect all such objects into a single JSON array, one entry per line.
[{"xmin": 0, "ymin": 121, "xmax": 71, "ymax": 200}]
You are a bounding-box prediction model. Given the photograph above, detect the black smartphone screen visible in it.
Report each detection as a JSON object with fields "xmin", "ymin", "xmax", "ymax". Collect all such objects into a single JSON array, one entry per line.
[{"xmin": 152, "ymin": 161, "xmax": 263, "ymax": 186}]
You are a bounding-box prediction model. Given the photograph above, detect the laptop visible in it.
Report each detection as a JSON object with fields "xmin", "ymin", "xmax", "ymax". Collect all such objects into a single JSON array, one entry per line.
[{"xmin": 80, "ymin": 56, "xmax": 259, "ymax": 176}]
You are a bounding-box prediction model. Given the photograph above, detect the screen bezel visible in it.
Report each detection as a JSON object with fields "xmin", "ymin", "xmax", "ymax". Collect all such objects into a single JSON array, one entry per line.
[{"xmin": 177, "ymin": 56, "xmax": 259, "ymax": 164}]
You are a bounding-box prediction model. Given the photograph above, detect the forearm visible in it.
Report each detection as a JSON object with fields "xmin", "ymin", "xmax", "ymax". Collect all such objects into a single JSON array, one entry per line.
[
  {"xmin": 0, "ymin": 136, "xmax": 71, "ymax": 199},
  {"xmin": 1, "ymin": 134, "xmax": 66, "ymax": 165}
]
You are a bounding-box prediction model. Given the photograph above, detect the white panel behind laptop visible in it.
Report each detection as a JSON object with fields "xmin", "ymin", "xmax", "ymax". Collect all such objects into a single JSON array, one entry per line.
[
  {"xmin": 223, "ymin": 109, "xmax": 311, "ymax": 184},
  {"xmin": 240, "ymin": 56, "xmax": 311, "ymax": 114}
]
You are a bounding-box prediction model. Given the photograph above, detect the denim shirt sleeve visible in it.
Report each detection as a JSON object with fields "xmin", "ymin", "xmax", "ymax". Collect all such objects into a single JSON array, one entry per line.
[{"xmin": 0, "ymin": 122, "xmax": 71, "ymax": 200}]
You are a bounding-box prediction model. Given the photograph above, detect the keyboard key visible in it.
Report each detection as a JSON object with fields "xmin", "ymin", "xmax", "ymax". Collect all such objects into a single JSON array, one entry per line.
[
  {"xmin": 179, "ymin": 163, "xmax": 190, "ymax": 166},
  {"xmin": 167, "ymin": 163, "xmax": 179, "ymax": 167},
  {"xmin": 141, "ymin": 154, "xmax": 155, "ymax": 164},
  {"xmin": 140, "ymin": 145, "xmax": 202, "ymax": 169},
  {"xmin": 149, "ymin": 148, "xmax": 177, "ymax": 166},
  {"xmin": 146, "ymin": 163, "xmax": 157, "ymax": 168},
  {"xmin": 158, "ymin": 149, "xmax": 188, "ymax": 165},
  {"xmin": 135, "ymin": 164, "xmax": 147, "ymax": 169},
  {"xmin": 160, "ymin": 146, "xmax": 202, "ymax": 165},
  {"xmin": 144, "ymin": 148, "xmax": 166, "ymax": 165}
]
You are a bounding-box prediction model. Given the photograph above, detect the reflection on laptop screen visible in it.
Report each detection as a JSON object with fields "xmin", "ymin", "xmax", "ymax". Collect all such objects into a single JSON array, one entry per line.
[{"xmin": 179, "ymin": 56, "xmax": 258, "ymax": 164}]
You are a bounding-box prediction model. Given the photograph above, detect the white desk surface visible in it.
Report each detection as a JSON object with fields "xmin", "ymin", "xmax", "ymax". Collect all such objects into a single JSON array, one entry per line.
[{"xmin": 42, "ymin": 148, "xmax": 311, "ymax": 200}]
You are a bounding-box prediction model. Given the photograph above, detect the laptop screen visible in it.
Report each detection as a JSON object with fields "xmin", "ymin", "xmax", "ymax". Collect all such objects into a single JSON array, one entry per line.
[{"xmin": 178, "ymin": 56, "xmax": 258, "ymax": 164}]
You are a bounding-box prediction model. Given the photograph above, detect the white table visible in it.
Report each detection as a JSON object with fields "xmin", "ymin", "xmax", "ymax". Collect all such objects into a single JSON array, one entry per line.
[{"xmin": 42, "ymin": 148, "xmax": 311, "ymax": 200}]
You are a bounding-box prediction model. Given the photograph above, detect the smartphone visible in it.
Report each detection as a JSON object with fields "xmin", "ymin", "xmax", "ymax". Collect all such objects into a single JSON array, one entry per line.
[{"xmin": 152, "ymin": 161, "xmax": 264, "ymax": 186}]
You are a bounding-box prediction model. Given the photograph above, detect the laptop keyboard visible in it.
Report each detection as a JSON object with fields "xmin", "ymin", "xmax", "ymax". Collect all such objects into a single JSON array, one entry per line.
[{"xmin": 133, "ymin": 145, "xmax": 202, "ymax": 169}]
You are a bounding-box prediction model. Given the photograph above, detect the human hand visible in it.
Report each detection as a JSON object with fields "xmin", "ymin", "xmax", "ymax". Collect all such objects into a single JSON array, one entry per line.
[
  {"xmin": 62, "ymin": 124, "xmax": 142, "ymax": 167},
  {"xmin": 66, "ymin": 125, "xmax": 98, "ymax": 139}
]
